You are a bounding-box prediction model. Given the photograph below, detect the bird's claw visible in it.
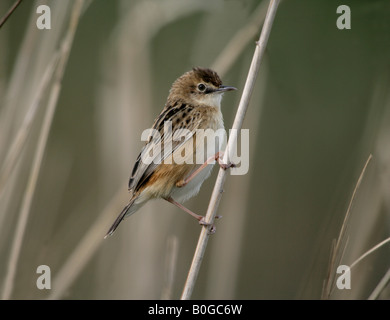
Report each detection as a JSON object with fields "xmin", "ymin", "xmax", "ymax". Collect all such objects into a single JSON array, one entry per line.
[
  {"xmin": 198, "ymin": 217, "xmax": 218, "ymax": 235},
  {"xmin": 219, "ymin": 162, "xmax": 236, "ymax": 171},
  {"xmin": 198, "ymin": 217, "xmax": 211, "ymax": 226}
]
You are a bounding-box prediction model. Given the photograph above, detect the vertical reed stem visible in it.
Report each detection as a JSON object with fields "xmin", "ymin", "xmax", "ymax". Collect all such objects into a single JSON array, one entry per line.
[{"xmin": 181, "ymin": 0, "xmax": 281, "ymax": 300}]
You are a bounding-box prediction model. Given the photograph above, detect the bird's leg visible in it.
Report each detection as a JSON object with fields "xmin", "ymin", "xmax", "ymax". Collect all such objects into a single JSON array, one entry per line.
[
  {"xmin": 164, "ymin": 196, "xmax": 210, "ymax": 225},
  {"xmin": 176, "ymin": 151, "xmax": 236, "ymax": 188},
  {"xmin": 164, "ymin": 197, "xmax": 221, "ymax": 234},
  {"xmin": 175, "ymin": 153, "xmax": 219, "ymax": 188}
]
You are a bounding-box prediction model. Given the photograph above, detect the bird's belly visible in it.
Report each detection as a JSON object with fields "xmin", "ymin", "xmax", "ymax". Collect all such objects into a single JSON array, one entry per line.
[
  {"xmin": 171, "ymin": 121, "xmax": 225, "ymax": 203},
  {"xmin": 171, "ymin": 163, "xmax": 215, "ymax": 203},
  {"xmin": 142, "ymin": 112, "xmax": 225, "ymax": 203}
]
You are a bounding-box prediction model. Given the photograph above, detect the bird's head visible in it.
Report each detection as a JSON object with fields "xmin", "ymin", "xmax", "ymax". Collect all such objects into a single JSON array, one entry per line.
[{"xmin": 169, "ymin": 67, "xmax": 236, "ymax": 108}]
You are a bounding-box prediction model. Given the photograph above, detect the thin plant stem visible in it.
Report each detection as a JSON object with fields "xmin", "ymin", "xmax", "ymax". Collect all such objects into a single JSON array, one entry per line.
[
  {"xmin": 205, "ymin": 59, "xmax": 268, "ymax": 299},
  {"xmin": 336, "ymin": 154, "xmax": 373, "ymax": 259},
  {"xmin": 0, "ymin": 0, "xmax": 23, "ymax": 28},
  {"xmin": 205, "ymin": 1, "xmax": 268, "ymax": 298},
  {"xmin": 347, "ymin": 236, "xmax": 390, "ymax": 300},
  {"xmin": 368, "ymin": 267, "xmax": 390, "ymax": 300},
  {"xmin": 350, "ymin": 236, "xmax": 390, "ymax": 270},
  {"xmin": 1, "ymin": 0, "xmax": 84, "ymax": 300},
  {"xmin": 322, "ymin": 154, "xmax": 373, "ymax": 299},
  {"xmin": 180, "ymin": 0, "xmax": 281, "ymax": 300}
]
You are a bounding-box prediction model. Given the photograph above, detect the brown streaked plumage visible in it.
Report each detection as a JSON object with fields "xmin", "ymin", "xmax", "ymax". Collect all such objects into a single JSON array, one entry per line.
[{"xmin": 105, "ymin": 67, "xmax": 236, "ymax": 238}]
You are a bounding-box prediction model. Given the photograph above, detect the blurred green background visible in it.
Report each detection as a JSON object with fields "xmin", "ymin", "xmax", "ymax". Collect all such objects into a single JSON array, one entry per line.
[{"xmin": 1, "ymin": 0, "xmax": 390, "ymax": 300}]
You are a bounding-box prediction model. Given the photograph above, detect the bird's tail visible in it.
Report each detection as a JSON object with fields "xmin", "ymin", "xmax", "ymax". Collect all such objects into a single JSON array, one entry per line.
[{"xmin": 104, "ymin": 198, "xmax": 137, "ymax": 239}]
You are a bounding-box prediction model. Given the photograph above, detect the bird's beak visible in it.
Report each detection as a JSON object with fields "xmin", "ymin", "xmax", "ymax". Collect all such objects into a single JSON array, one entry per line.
[{"xmin": 216, "ymin": 85, "xmax": 237, "ymax": 92}]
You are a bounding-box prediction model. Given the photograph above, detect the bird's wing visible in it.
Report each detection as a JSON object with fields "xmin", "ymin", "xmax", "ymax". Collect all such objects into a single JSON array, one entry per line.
[{"xmin": 128, "ymin": 102, "xmax": 198, "ymax": 192}]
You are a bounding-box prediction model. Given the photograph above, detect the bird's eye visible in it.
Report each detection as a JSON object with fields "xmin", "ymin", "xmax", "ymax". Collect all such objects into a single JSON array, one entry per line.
[{"xmin": 197, "ymin": 83, "xmax": 206, "ymax": 92}]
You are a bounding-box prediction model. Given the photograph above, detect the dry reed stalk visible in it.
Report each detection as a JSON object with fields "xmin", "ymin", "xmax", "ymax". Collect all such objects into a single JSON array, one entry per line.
[
  {"xmin": 181, "ymin": 0, "xmax": 281, "ymax": 300},
  {"xmin": 350, "ymin": 236, "xmax": 390, "ymax": 270},
  {"xmin": 204, "ymin": 1, "xmax": 269, "ymax": 297},
  {"xmin": 322, "ymin": 154, "xmax": 373, "ymax": 299},
  {"xmin": 0, "ymin": 0, "xmax": 23, "ymax": 28},
  {"xmin": 205, "ymin": 61, "xmax": 268, "ymax": 298},
  {"xmin": 201, "ymin": 4, "xmax": 269, "ymax": 297},
  {"xmin": 368, "ymin": 267, "xmax": 390, "ymax": 300}
]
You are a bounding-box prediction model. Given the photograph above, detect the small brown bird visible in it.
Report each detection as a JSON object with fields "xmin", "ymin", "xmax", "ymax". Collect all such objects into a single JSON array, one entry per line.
[{"xmin": 105, "ymin": 67, "xmax": 236, "ymax": 238}]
